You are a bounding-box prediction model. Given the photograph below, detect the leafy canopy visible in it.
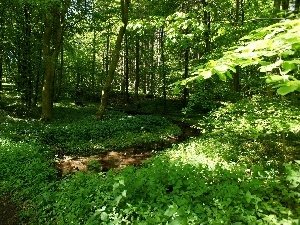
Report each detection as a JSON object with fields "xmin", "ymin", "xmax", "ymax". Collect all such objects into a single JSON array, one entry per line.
[{"xmin": 185, "ymin": 19, "xmax": 300, "ymax": 95}]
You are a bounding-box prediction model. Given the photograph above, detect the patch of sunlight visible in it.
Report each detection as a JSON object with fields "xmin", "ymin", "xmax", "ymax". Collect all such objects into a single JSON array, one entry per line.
[{"xmin": 164, "ymin": 142, "xmax": 231, "ymax": 170}]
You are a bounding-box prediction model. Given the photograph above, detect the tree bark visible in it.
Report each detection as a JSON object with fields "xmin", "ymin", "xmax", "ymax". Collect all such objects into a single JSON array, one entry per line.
[
  {"xmin": 274, "ymin": 0, "xmax": 281, "ymax": 11},
  {"xmin": 125, "ymin": 32, "xmax": 129, "ymax": 104},
  {"xmin": 183, "ymin": 47, "xmax": 189, "ymax": 107},
  {"xmin": 96, "ymin": 0, "xmax": 130, "ymax": 120},
  {"xmin": 160, "ymin": 28, "xmax": 166, "ymax": 111},
  {"xmin": 41, "ymin": 0, "xmax": 71, "ymax": 120},
  {"xmin": 295, "ymin": 0, "xmax": 300, "ymax": 12},
  {"xmin": 0, "ymin": 51, "xmax": 2, "ymax": 100},
  {"xmin": 282, "ymin": 0, "xmax": 289, "ymax": 10},
  {"xmin": 134, "ymin": 36, "xmax": 140, "ymax": 102},
  {"xmin": 55, "ymin": 38, "xmax": 64, "ymax": 101},
  {"xmin": 233, "ymin": 0, "xmax": 241, "ymax": 93},
  {"xmin": 203, "ymin": 0, "xmax": 210, "ymax": 53}
]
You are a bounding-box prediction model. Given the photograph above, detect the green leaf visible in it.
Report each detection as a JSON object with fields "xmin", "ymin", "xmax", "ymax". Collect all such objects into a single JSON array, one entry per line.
[
  {"xmin": 173, "ymin": 86, "xmax": 181, "ymax": 94},
  {"xmin": 100, "ymin": 212, "xmax": 108, "ymax": 221},
  {"xmin": 164, "ymin": 204, "xmax": 178, "ymax": 217},
  {"xmin": 277, "ymin": 85, "xmax": 298, "ymax": 95},
  {"xmin": 217, "ymin": 72, "xmax": 227, "ymax": 81},
  {"xmin": 170, "ymin": 216, "xmax": 187, "ymax": 225},
  {"xmin": 245, "ymin": 191, "xmax": 252, "ymax": 203},
  {"xmin": 265, "ymin": 75, "xmax": 283, "ymax": 83},
  {"xmin": 201, "ymin": 70, "xmax": 212, "ymax": 79},
  {"xmin": 281, "ymin": 61, "xmax": 296, "ymax": 72}
]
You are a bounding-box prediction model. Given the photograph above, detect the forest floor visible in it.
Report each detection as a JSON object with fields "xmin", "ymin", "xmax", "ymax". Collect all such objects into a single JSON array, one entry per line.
[
  {"xmin": 0, "ymin": 113, "xmax": 200, "ymax": 225},
  {"xmin": 57, "ymin": 121, "xmax": 200, "ymax": 175},
  {"xmin": 0, "ymin": 195, "xmax": 19, "ymax": 225}
]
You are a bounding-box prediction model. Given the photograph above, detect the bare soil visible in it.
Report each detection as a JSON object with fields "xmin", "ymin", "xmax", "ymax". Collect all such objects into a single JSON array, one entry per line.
[
  {"xmin": 0, "ymin": 195, "xmax": 19, "ymax": 225},
  {"xmin": 57, "ymin": 148, "xmax": 154, "ymax": 175},
  {"xmin": 57, "ymin": 122, "xmax": 200, "ymax": 175}
]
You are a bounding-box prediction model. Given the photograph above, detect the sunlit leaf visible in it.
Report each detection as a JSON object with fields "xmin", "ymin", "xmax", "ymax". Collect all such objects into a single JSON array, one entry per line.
[{"xmin": 277, "ymin": 85, "xmax": 298, "ymax": 95}]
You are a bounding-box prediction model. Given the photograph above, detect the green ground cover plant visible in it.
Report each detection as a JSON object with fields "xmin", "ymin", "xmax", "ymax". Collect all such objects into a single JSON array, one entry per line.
[
  {"xmin": 41, "ymin": 112, "xmax": 181, "ymax": 156},
  {"xmin": 1, "ymin": 95, "xmax": 298, "ymax": 224}
]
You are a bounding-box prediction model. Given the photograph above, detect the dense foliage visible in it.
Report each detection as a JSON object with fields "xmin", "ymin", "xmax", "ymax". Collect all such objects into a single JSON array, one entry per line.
[
  {"xmin": 1, "ymin": 96, "xmax": 299, "ymax": 224},
  {"xmin": 1, "ymin": 0, "xmax": 300, "ymax": 225}
]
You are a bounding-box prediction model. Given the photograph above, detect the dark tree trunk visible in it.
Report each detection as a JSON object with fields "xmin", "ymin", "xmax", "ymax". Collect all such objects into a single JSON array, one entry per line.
[
  {"xmin": 0, "ymin": 52, "xmax": 2, "ymax": 100},
  {"xmin": 233, "ymin": 0, "xmax": 241, "ymax": 93},
  {"xmin": 96, "ymin": 0, "xmax": 130, "ymax": 120},
  {"xmin": 203, "ymin": 0, "xmax": 211, "ymax": 53},
  {"xmin": 55, "ymin": 38, "xmax": 64, "ymax": 101},
  {"xmin": 125, "ymin": 32, "xmax": 129, "ymax": 104},
  {"xmin": 183, "ymin": 47, "xmax": 189, "ymax": 107},
  {"xmin": 295, "ymin": 0, "xmax": 300, "ymax": 12},
  {"xmin": 149, "ymin": 35, "xmax": 155, "ymax": 95},
  {"xmin": 106, "ymin": 33, "xmax": 110, "ymax": 76},
  {"xmin": 33, "ymin": 47, "xmax": 42, "ymax": 107},
  {"xmin": 91, "ymin": 29, "xmax": 96, "ymax": 94},
  {"xmin": 20, "ymin": 3, "xmax": 33, "ymax": 110},
  {"xmin": 160, "ymin": 28, "xmax": 166, "ymax": 111},
  {"xmin": 282, "ymin": 0, "xmax": 289, "ymax": 10},
  {"xmin": 134, "ymin": 36, "xmax": 140, "ymax": 102},
  {"xmin": 274, "ymin": 0, "xmax": 281, "ymax": 10}
]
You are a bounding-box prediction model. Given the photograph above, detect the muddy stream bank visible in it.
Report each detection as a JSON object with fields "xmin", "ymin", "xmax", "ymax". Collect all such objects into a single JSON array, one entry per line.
[{"xmin": 57, "ymin": 122, "xmax": 200, "ymax": 176}]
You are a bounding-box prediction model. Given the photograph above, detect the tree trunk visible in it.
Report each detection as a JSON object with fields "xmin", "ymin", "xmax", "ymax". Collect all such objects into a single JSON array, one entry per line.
[
  {"xmin": 274, "ymin": 0, "xmax": 281, "ymax": 10},
  {"xmin": 106, "ymin": 33, "xmax": 110, "ymax": 76},
  {"xmin": 33, "ymin": 47, "xmax": 42, "ymax": 107},
  {"xmin": 282, "ymin": 0, "xmax": 289, "ymax": 10},
  {"xmin": 295, "ymin": 0, "xmax": 300, "ymax": 12},
  {"xmin": 203, "ymin": 0, "xmax": 210, "ymax": 53},
  {"xmin": 183, "ymin": 47, "xmax": 189, "ymax": 107},
  {"xmin": 41, "ymin": 0, "xmax": 70, "ymax": 120},
  {"xmin": 160, "ymin": 28, "xmax": 166, "ymax": 111},
  {"xmin": 134, "ymin": 36, "xmax": 140, "ymax": 102},
  {"xmin": 55, "ymin": 38, "xmax": 64, "ymax": 101},
  {"xmin": 125, "ymin": 32, "xmax": 129, "ymax": 104},
  {"xmin": 91, "ymin": 29, "xmax": 96, "ymax": 94},
  {"xmin": 233, "ymin": 0, "xmax": 241, "ymax": 93},
  {"xmin": 96, "ymin": 0, "xmax": 130, "ymax": 120},
  {"xmin": 0, "ymin": 51, "xmax": 2, "ymax": 100},
  {"xmin": 149, "ymin": 36, "xmax": 155, "ymax": 95}
]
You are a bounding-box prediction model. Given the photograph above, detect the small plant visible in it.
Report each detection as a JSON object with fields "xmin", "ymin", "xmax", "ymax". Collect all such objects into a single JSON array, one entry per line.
[{"xmin": 87, "ymin": 159, "xmax": 102, "ymax": 172}]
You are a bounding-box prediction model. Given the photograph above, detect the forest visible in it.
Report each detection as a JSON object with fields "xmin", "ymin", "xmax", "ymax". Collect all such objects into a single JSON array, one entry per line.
[{"xmin": 0, "ymin": 0, "xmax": 300, "ymax": 224}]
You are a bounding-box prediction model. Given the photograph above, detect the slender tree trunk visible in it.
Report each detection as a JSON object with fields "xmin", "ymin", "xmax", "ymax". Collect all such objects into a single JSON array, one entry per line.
[
  {"xmin": 183, "ymin": 47, "xmax": 189, "ymax": 107},
  {"xmin": 232, "ymin": 0, "xmax": 245, "ymax": 93},
  {"xmin": 134, "ymin": 36, "xmax": 140, "ymax": 102},
  {"xmin": 160, "ymin": 28, "xmax": 166, "ymax": 111},
  {"xmin": 282, "ymin": 0, "xmax": 289, "ymax": 10},
  {"xmin": 96, "ymin": 0, "xmax": 130, "ymax": 120},
  {"xmin": 91, "ymin": 29, "xmax": 96, "ymax": 94},
  {"xmin": 203, "ymin": 0, "xmax": 210, "ymax": 53},
  {"xmin": 33, "ymin": 46, "xmax": 42, "ymax": 107},
  {"xmin": 0, "ymin": 52, "xmax": 2, "ymax": 100},
  {"xmin": 182, "ymin": 27, "xmax": 189, "ymax": 107},
  {"xmin": 106, "ymin": 33, "xmax": 110, "ymax": 76},
  {"xmin": 149, "ymin": 35, "xmax": 155, "ymax": 95},
  {"xmin": 22, "ymin": 3, "xmax": 33, "ymax": 110},
  {"xmin": 295, "ymin": 0, "xmax": 300, "ymax": 12},
  {"xmin": 125, "ymin": 32, "xmax": 129, "ymax": 103},
  {"xmin": 55, "ymin": 38, "xmax": 64, "ymax": 101},
  {"xmin": 274, "ymin": 0, "xmax": 281, "ymax": 10}
]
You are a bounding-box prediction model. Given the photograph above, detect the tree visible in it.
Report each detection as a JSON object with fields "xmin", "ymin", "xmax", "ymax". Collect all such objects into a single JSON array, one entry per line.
[
  {"xmin": 41, "ymin": 0, "xmax": 71, "ymax": 120},
  {"xmin": 96, "ymin": 0, "xmax": 130, "ymax": 120}
]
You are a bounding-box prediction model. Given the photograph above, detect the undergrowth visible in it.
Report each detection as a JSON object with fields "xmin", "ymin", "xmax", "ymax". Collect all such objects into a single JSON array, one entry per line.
[{"xmin": 0, "ymin": 96, "xmax": 299, "ymax": 224}]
